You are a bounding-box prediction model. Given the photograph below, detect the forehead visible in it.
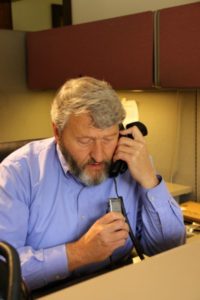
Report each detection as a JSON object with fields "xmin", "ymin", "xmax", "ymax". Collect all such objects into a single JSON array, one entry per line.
[{"xmin": 65, "ymin": 113, "xmax": 118, "ymax": 136}]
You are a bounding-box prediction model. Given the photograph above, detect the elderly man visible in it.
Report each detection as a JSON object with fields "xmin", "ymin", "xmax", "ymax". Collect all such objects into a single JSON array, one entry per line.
[{"xmin": 0, "ymin": 77, "xmax": 185, "ymax": 290}]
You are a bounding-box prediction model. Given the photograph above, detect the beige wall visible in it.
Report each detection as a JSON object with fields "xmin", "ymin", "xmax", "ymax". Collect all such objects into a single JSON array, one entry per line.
[
  {"xmin": 72, "ymin": 0, "xmax": 198, "ymax": 24},
  {"xmin": 12, "ymin": 0, "xmax": 62, "ymax": 31},
  {"xmin": 117, "ymin": 90, "xmax": 196, "ymax": 195},
  {"xmin": 0, "ymin": 90, "xmax": 54, "ymax": 141},
  {"xmin": 12, "ymin": 0, "xmax": 198, "ymax": 30}
]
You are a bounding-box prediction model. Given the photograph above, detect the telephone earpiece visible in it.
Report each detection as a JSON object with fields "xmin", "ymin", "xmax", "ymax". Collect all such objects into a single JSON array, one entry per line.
[{"xmin": 109, "ymin": 121, "xmax": 148, "ymax": 177}]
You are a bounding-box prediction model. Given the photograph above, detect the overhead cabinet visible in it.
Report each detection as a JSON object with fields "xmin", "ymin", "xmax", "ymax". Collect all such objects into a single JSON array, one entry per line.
[
  {"xmin": 26, "ymin": 2, "xmax": 200, "ymax": 90},
  {"xmin": 26, "ymin": 12, "xmax": 154, "ymax": 90},
  {"xmin": 157, "ymin": 2, "xmax": 200, "ymax": 88}
]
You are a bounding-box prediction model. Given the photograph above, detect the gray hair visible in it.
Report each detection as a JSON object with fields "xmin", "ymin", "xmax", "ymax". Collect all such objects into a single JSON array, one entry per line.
[{"xmin": 51, "ymin": 76, "xmax": 126, "ymax": 132}]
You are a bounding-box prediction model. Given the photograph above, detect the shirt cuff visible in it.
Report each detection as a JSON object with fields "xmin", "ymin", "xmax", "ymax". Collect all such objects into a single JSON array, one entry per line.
[
  {"xmin": 44, "ymin": 244, "xmax": 70, "ymax": 284},
  {"xmin": 142, "ymin": 176, "xmax": 177, "ymax": 210}
]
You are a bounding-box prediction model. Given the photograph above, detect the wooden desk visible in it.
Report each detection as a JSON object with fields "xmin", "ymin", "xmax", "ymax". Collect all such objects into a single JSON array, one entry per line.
[
  {"xmin": 166, "ymin": 182, "xmax": 192, "ymax": 197},
  {"xmin": 180, "ymin": 201, "xmax": 200, "ymax": 223},
  {"xmin": 36, "ymin": 237, "xmax": 200, "ymax": 300}
]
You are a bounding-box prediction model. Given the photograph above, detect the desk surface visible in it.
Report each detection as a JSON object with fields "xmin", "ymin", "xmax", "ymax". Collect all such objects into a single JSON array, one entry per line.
[
  {"xmin": 166, "ymin": 182, "xmax": 192, "ymax": 197},
  {"xmin": 36, "ymin": 236, "xmax": 200, "ymax": 300}
]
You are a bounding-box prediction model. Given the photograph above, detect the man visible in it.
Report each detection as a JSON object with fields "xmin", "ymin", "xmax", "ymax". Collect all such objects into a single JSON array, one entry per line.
[{"xmin": 0, "ymin": 77, "xmax": 185, "ymax": 290}]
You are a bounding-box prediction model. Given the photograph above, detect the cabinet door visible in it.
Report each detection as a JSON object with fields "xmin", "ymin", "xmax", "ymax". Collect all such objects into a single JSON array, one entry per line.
[
  {"xmin": 158, "ymin": 2, "xmax": 200, "ymax": 88},
  {"xmin": 27, "ymin": 12, "xmax": 154, "ymax": 90}
]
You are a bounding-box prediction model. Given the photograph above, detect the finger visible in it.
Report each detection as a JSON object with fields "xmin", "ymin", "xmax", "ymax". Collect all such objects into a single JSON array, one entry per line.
[
  {"xmin": 107, "ymin": 219, "xmax": 129, "ymax": 233},
  {"xmin": 113, "ymin": 138, "xmax": 145, "ymax": 162},
  {"xmin": 117, "ymin": 138, "xmax": 145, "ymax": 153},
  {"xmin": 120, "ymin": 125, "xmax": 145, "ymax": 142},
  {"xmin": 108, "ymin": 229, "xmax": 129, "ymax": 243},
  {"xmin": 98, "ymin": 211, "xmax": 125, "ymax": 225}
]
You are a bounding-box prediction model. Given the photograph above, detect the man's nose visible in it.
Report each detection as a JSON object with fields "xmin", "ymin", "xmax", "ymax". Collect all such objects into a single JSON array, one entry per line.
[{"xmin": 90, "ymin": 140, "xmax": 104, "ymax": 162}]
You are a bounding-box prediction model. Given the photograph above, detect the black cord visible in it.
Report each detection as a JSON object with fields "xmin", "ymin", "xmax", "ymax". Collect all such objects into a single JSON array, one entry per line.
[{"xmin": 113, "ymin": 178, "xmax": 145, "ymax": 261}]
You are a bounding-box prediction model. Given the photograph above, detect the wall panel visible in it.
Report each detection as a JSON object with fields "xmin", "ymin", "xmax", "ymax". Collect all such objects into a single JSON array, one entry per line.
[{"xmin": 27, "ymin": 12, "xmax": 154, "ymax": 90}]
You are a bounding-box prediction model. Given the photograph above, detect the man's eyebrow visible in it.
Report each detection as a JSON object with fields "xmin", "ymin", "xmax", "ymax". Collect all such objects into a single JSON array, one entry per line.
[
  {"xmin": 103, "ymin": 132, "xmax": 118, "ymax": 137},
  {"xmin": 77, "ymin": 132, "xmax": 118, "ymax": 139},
  {"xmin": 77, "ymin": 136, "xmax": 93, "ymax": 139}
]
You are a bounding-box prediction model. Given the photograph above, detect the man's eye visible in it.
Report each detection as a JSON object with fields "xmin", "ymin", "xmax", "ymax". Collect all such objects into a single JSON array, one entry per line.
[
  {"xmin": 103, "ymin": 137, "xmax": 115, "ymax": 143},
  {"xmin": 78, "ymin": 138, "xmax": 93, "ymax": 145}
]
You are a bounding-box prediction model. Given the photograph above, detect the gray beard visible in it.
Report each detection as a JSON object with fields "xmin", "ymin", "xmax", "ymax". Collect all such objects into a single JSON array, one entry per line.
[{"xmin": 58, "ymin": 141, "xmax": 111, "ymax": 186}]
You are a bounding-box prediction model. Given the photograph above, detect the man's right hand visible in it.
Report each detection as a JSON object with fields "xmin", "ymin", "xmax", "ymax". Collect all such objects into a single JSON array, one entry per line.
[{"xmin": 66, "ymin": 212, "xmax": 129, "ymax": 272}]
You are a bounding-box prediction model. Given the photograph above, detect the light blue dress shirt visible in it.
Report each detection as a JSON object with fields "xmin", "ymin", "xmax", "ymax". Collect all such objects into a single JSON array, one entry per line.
[{"xmin": 0, "ymin": 138, "xmax": 185, "ymax": 290}]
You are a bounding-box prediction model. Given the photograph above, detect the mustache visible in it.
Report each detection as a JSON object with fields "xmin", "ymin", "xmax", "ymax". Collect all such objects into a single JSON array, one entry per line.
[
  {"xmin": 82, "ymin": 157, "xmax": 112, "ymax": 173},
  {"xmin": 84, "ymin": 158, "xmax": 111, "ymax": 167},
  {"xmin": 86, "ymin": 158, "xmax": 102, "ymax": 164}
]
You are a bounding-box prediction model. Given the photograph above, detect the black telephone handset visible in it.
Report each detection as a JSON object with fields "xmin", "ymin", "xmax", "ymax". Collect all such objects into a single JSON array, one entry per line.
[{"xmin": 109, "ymin": 121, "xmax": 148, "ymax": 177}]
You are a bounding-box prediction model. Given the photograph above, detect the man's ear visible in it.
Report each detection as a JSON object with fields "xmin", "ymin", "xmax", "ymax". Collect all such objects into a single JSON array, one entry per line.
[{"xmin": 52, "ymin": 123, "xmax": 60, "ymax": 143}]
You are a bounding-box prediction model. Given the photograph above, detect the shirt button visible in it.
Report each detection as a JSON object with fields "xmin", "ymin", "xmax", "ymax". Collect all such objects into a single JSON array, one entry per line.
[
  {"xmin": 150, "ymin": 196, "xmax": 155, "ymax": 201},
  {"xmin": 81, "ymin": 215, "xmax": 85, "ymax": 220},
  {"xmin": 56, "ymin": 275, "xmax": 60, "ymax": 280}
]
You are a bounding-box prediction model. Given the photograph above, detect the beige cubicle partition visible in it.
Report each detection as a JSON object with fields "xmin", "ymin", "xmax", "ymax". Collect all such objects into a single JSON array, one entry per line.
[{"xmin": 35, "ymin": 236, "xmax": 200, "ymax": 300}]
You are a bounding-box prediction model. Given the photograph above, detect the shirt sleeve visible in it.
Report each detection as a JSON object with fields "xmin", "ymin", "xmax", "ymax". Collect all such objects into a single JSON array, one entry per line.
[
  {"xmin": 18, "ymin": 244, "xmax": 69, "ymax": 290},
  {"xmin": 139, "ymin": 176, "xmax": 186, "ymax": 256},
  {"xmin": 0, "ymin": 162, "xmax": 70, "ymax": 291}
]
